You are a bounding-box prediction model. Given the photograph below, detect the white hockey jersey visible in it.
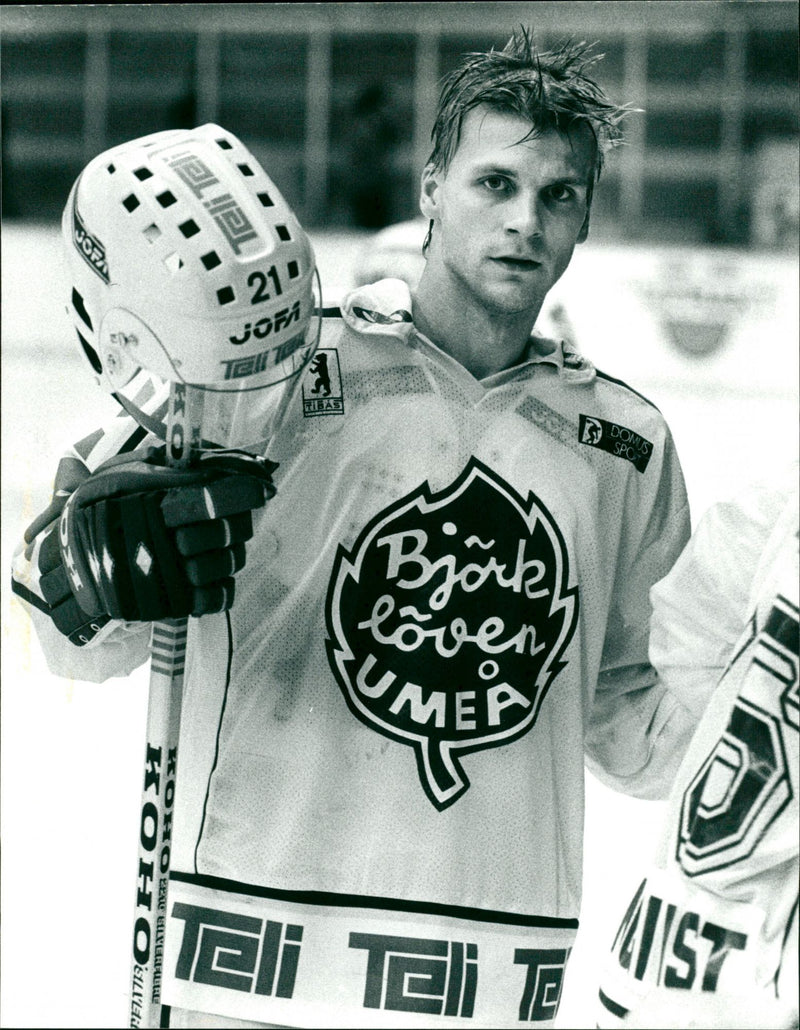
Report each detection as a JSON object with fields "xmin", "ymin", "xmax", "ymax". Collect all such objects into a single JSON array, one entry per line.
[
  {"xmin": 597, "ymin": 473, "xmax": 799, "ymax": 1028},
  {"xmin": 14, "ymin": 280, "xmax": 697, "ymax": 1028}
]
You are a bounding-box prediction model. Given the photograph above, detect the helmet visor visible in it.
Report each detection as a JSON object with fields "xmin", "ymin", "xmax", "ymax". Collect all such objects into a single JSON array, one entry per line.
[{"xmin": 109, "ymin": 270, "xmax": 323, "ymax": 455}]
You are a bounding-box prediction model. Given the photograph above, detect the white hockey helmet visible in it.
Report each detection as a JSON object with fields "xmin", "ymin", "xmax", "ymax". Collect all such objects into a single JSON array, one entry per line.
[{"xmin": 62, "ymin": 124, "xmax": 321, "ymax": 447}]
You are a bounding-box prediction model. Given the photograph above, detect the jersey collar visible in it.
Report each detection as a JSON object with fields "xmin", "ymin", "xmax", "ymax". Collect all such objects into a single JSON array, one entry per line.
[{"xmin": 341, "ymin": 278, "xmax": 595, "ymax": 385}]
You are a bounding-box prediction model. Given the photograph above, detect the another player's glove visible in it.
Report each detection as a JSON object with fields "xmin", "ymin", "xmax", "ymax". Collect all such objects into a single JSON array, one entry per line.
[{"xmin": 48, "ymin": 446, "xmax": 276, "ymax": 626}]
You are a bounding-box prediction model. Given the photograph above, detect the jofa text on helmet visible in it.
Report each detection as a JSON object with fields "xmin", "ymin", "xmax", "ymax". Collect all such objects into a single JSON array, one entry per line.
[
  {"xmin": 72, "ymin": 204, "xmax": 110, "ymax": 283},
  {"xmin": 228, "ymin": 300, "xmax": 302, "ymax": 346}
]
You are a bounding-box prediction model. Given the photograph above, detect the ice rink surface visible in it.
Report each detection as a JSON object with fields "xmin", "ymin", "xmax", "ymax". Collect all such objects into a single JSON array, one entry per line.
[{"xmin": 2, "ymin": 224, "xmax": 798, "ymax": 1028}]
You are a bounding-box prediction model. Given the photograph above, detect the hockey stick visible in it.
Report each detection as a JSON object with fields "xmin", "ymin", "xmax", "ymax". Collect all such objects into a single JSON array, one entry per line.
[
  {"xmin": 54, "ymin": 121, "xmax": 322, "ymax": 1029},
  {"xmin": 130, "ymin": 380, "xmax": 203, "ymax": 1029},
  {"xmin": 126, "ymin": 285, "xmax": 323, "ymax": 1029}
]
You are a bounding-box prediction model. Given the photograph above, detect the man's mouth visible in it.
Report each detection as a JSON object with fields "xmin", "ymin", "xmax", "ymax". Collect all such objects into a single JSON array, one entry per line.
[{"xmin": 492, "ymin": 256, "xmax": 541, "ymax": 270}]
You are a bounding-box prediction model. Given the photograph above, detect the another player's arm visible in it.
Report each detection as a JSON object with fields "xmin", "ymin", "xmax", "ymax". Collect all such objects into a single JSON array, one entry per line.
[{"xmin": 586, "ymin": 469, "xmax": 794, "ymax": 800}]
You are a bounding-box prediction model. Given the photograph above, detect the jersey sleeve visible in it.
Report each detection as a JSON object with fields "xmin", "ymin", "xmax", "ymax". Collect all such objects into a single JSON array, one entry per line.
[
  {"xmin": 596, "ymin": 475, "xmax": 799, "ymax": 1027},
  {"xmin": 648, "ymin": 478, "xmax": 792, "ymax": 717},
  {"xmin": 584, "ymin": 422, "xmax": 697, "ymax": 800},
  {"xmin": 10, "ymin": 383, "xmax": 168, "ymax": 682}
]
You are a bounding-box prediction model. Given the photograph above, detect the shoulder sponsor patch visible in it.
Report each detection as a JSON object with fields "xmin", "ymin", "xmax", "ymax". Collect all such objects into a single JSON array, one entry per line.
[{"xmin": 578, "ymin": 415, "xmax": 653, "ymax": 473}]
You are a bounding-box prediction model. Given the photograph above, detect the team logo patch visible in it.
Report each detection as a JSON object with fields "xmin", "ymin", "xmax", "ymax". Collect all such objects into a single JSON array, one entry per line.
[
  {"xmin": 579, "ymin": 415, "xmax": 653, "ymax": 473},
  {"xmin": 302, "ymin": 348, "xmax": 344, "ymax": 416},
  {"xmin": 326, "ymin": 458, "xmax": 578, "ymax": 809}
]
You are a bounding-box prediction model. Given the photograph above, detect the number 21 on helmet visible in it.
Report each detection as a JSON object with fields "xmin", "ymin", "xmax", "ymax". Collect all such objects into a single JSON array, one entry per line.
[{"xmin": 61, "ymin": 123, "xmax": 322, "ymax": 452}]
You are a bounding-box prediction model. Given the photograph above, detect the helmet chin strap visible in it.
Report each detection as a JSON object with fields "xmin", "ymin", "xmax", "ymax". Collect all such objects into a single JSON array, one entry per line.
[
  {"xmin": 111, "ymin": 387, "xmax": 229, "ymax": 451},
  {"xmin": 111, "ymin": 390, "xmax": 168, "ymax": 441}
]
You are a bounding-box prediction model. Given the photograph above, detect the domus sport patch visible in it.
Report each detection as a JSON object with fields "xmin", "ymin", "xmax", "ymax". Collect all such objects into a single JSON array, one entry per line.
[{"xmin": 578, "ymin": 415, "xmax": 653, "ymax": 473}]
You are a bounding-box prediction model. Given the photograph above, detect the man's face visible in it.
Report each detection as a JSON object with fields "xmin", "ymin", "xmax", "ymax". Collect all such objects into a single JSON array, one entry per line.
[{"xmin": 420, "ymin": 106, "xmax": 595, "ymax": 318}]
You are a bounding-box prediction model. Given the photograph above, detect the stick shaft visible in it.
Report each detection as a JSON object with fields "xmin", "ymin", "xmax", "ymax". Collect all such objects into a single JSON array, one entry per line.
[{"xmin": 130, "ymin": 382, "xmax": 203, "ymax": 1028}]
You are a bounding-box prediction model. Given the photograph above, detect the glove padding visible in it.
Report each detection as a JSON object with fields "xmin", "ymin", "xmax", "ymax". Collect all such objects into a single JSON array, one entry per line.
[{"xmin": 57, "ymin": 446, "xmax": 276, "ymax": 621}]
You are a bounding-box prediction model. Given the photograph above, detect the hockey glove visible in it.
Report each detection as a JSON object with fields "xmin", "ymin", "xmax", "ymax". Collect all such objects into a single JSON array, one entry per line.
[{"xmin": 53, "ymin": 447, "xmax": 276, "ymax": 623}]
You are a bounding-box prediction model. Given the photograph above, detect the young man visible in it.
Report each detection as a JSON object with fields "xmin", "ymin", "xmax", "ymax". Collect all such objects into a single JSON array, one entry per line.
[
  {"xmin": 13, "ymin": 30, "xmax": 703, "ymax": 1029},
  {"xmin": 597, "ymin": 470, "xmax": 799, "ymax": 1030}
]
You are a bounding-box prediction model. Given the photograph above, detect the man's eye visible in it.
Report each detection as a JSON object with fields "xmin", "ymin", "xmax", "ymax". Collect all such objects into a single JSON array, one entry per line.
[
  {"xmin": 548, "ymin": 184, "xmax": 576, "ymax": 202},
  {"xmin": 482, "ymin": 176, "xmax": 509, "ymax": 192}
]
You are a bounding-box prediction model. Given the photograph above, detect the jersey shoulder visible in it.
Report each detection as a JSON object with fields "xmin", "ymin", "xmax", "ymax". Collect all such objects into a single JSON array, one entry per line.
[{"xmin": 592, "ymin": 365, "xmax": 665, "ymax": 416}]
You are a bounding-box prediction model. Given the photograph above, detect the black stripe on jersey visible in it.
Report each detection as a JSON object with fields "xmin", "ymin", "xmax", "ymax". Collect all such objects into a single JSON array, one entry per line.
[
  {"xmin": 10, "ymin": 578, "xmax": 51, "ymax": 614},
  {"xmin": 118, "ymin": 424, "xmax": 148, "ymax": 454},
  {"xmin": 170, "ymin": 870, "xmax": 580, "ymax": 930},
  {"xmin": 112, "ymin": 395, "xmax": 169, "ymax": 448},
  {"xmin": 773, "ymin": 897, "xmax": 799, "ymax": 997},
  {"xmin": 315, "ymin": 305, "xmax": 342, "ymax": 319},
  {"xmin": 594, "ymin": 369, "xmax": 663, "ymax": 414},
  {"xmin": 112, "ymin": 394, "xmax": 169, "ymax": 454},
  {"xmin": 193, "ymin": 608, "xmax": 235, "ymax": 874},
  {"xmin": 598, "ymin": 988, "xmax": 629, "ymax": 1018}
]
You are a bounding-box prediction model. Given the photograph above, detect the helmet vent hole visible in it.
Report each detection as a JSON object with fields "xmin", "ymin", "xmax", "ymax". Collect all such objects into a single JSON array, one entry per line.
[
  {"xmin": 276, "ymin": 225, "xmax": 291, "ymax": 242},
  {"xmin": 201, "ymin": 250, "xmax": 222, "ymax": 270},
  {"xmin": 164, "ymin": 252, "xmax": 184, "ymax": 273},
  {"xmin": 106, "ymin": 163, "xmax": 116, "ymax": 174},
  {"xmin": 217, "ymin": 286, "xmax": 235, "ymax": 306},
  {"xmin": 76, "ymin": 329, "xmax": 102, "ymax": 375},
  {"xmin": 71, "ymin": 288, "xmax": 94, "ymax": 331},
  {"xmin": 238, "ymin": 163, "xmax": 254, "ymax": 177},
  {"xmin": 143, "ymin": 224, "xmax": 162, "ymax": 243},
  {"xmin": 156, "ymin": 190, "xmax": 177, "ymax": 208},
  {"xmin": 122, "ymin": 194, "xmax": 140, "ymax": 213},
  {"xmin": 288, "ymin": 260, "xmax": 299, "ymax": 279},
  {"xmin": 258, "ymin": 192, "xmax": 274, "ymax": 207},
  {"xmin": 216, "ymin": 138, "xmax": 233, "ymax": 150},
  {"xmin": 179, "ymin": 219, "xmax": 200, "ymax": 239},
  {"xmin": 134, "ymin": 167, "xmax": 154, "ymax": 181}
]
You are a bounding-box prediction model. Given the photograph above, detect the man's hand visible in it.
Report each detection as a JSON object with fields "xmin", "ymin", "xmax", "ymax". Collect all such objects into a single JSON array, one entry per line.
[{"xmin": 51, "ymin": 447, "xmax": 276, "ymax": 624}]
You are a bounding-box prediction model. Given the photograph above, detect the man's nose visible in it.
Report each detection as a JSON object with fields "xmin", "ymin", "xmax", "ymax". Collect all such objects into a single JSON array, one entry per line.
[{"xmin": 505, "ymin": 193, "xmax": 543, "ymax": 238}]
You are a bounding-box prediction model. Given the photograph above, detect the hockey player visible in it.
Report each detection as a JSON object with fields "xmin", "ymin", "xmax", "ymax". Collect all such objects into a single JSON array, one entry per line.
[
  {"xmin": 597, "ymin": 470, "xmax": 799, "ymax": 1030},
  {"xmin": 13, "ymin": 30, "xmax": 706, "ymax": 1029}
]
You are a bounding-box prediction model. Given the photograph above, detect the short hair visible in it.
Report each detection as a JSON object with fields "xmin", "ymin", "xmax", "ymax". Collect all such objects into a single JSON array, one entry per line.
[{"xmin": 427, "ymin": 27, "xmax": 629, "ymax": 184}]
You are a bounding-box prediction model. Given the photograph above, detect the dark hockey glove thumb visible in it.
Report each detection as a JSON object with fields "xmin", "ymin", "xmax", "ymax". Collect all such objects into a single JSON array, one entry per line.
[{"xmin": 58, "ymin": 448, "xmax": 276, "ymax": 622}]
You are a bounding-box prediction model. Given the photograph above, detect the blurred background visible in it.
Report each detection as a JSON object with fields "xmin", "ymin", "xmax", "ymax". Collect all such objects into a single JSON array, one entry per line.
[
  {"xmin": 1, "ymin": 4, "xmax": 798, "ymax": 1028},
  {"xmin": 3, "ymin": 0, "xmax": 798, "ymax": 514},
  {"xmin": 2, "ymin": 0, "xmax": 798, "ymax": 242}
]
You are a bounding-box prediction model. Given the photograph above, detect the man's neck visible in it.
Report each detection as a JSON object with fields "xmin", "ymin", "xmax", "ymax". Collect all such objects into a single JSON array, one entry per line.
[{"xmin": 412, "ymin": 271, "xmax": 539, "ymax": 380}]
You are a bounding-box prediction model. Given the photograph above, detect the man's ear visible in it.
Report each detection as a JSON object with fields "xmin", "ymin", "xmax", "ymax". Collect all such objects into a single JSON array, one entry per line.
[{"xmin": 419, "ymin": 162, "xmax": 441, "ymax": 220}]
